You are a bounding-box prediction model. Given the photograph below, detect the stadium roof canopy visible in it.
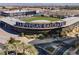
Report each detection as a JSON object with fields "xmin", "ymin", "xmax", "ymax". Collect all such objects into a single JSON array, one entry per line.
[
  {"xmin": 0, "ymin": 17, "xmax": 79, "ymax": 28},
  {"xmin": 62, "ymin": 17, "xmax": 79, "ymax": 27},
  {"xmin": 0, "ymin": 17, "xmax": 25, "ymax": 26}
]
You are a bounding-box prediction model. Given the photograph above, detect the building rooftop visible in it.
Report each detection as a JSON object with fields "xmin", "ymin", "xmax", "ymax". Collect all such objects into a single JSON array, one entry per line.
[{"xmin": 3, "ymin": 9, "xmax": 33, "ymax": 13}]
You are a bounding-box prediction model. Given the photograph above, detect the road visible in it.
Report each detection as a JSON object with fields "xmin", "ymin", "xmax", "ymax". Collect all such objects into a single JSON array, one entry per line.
[
  {"xmin": 29, "ymin": 37, "xmax": 62, "ymax": 45},
  {"xmin": 34, "ymin": 37, "xmax": 78, "ymax": 55}
]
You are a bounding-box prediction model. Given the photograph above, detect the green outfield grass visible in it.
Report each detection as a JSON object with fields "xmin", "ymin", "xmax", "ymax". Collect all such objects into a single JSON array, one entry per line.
[{"xmin": 21, "ymin": 16, "xmax": 61, "ymax": 22}]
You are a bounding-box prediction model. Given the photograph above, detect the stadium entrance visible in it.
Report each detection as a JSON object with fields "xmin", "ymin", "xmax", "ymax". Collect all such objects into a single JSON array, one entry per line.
[{"xmin": 48, "ymin": 28, "xmax": 63, "ymax": 38}]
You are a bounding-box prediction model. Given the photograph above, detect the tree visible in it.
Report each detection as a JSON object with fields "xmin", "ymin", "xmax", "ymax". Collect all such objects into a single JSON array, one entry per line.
[
  {"xmin": 2, "ymin": 6, "xmax": 6, "ymax": 9},
  {"xmin": 75, "ymin": 34, "xmax": 79, "ymax": 39},
  {"xmin": 41, "ymin": 14, "xmax": 44, "ymax": 17},
  {"xmin": 4, "ymin": 43, "xmax": 8, "ymax": 55},
  {"xmin": 37, "ymin": 34, "xmax": 45, "ymax": 39},
  {"xmin": 12, "ymin": 43, "xmax": 18, "ymax": 55},
  {"xmin": 20, "ymin": 32, "xmax": 25, "ymax": 37},
  {"xmin": 21, "ymin": 43, "xmax": 25, "ymax": 54},
  {"xmin": 8, "ymin": 37, "xmax": 15, "ymax": 44},
  {"xmin": 24, "ymin": 44, "xmax": 38, "ymax": 55},
  {"xmin": 7, "ymin": 37, "xmax": 21, "ymax": 55},
  {"xmin": 5, "ymin": 38, "xmax": 38, "ymax": 55}
]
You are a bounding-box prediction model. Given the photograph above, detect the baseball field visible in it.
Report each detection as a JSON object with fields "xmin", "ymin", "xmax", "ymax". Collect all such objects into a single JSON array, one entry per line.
[{"xmin": 21, "ymin": 16, "xmax": 61, "ymax": 22}]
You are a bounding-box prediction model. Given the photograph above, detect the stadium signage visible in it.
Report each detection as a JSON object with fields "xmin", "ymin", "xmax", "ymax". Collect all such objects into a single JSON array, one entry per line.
[{"xmin": 15, "ymin": 21, "xmax": 66, "ymax": 29}]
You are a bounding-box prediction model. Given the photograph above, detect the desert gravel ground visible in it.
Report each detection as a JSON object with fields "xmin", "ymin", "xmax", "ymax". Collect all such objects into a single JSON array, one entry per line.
[{"xmin": 0, "ymin": 28, "xmax": 18, "ymax": 44}]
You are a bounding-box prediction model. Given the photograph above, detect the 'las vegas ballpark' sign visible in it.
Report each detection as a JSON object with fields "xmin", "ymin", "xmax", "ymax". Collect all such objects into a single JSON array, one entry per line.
[{"xmin": 15, "ymin": 21, "xmax": 66, "ymax": 29}]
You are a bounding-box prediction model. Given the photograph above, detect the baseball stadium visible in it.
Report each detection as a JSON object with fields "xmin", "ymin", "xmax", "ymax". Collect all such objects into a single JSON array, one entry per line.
[{"xmin": 0, "ymin": 9, "xmax": 79, "ymax": 37}]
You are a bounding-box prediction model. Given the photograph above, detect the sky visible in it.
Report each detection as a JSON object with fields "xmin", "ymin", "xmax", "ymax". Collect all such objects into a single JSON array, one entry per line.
[
  {"xmin": 0, "ymin": 0, "xmax": 79, "ymax": 3},
  {"xmin": 0, "ymin": 0, "xmax": 78, "ymax": 6},
  {"xmin": 0, "ymin": 3, "xmax": 79, "ymax": 6}
]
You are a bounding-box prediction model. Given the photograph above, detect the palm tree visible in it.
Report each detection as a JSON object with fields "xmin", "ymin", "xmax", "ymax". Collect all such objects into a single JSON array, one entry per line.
[
  {"xmin": 9, "ymin": 37, "xmax": 17, "ymax": 44},
  {"xmin": 8, "ymin": 37, "xmax": 21, "ymax": 55},
  {"xmin": 21, "ymin": 32, "xmax": 25, "ymax": 37},
  {"xmin": 75, "ymin": 34, "xmax": 79, "ymax": 39},
  {"xmin": 12, "ymin": 43, "xmax": 18, "ymax": 55},
  {"xmin": 21, "ymin": 42, "xmax": 25, "ymax": 54},
  {"xmin": 4, "ymin": 44, "xmax": 8, "ymax": 55}
]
